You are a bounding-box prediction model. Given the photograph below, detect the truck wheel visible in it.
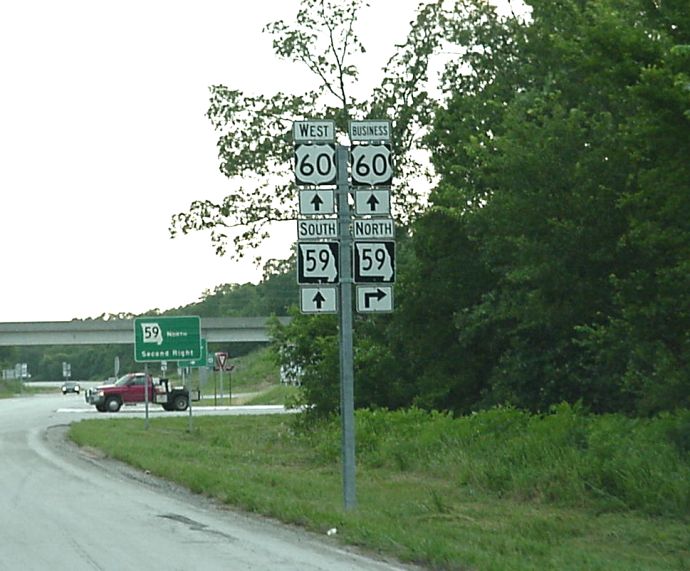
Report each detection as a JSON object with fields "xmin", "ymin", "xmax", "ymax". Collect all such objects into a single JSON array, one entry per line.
[
  {"xmin": 96, "ymin": 404, "xmax": 106, "ymax": 412},
  {"xmin": 173, "ymin": 395, "xmax": 189, "ymax": 411},
  {"xmin": 105, "ymin": 397, "xmax": 122, "ymax": 413}
]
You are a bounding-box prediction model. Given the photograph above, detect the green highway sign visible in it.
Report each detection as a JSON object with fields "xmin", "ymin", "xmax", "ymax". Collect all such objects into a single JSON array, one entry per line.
[
  {"xmin": 134, "ymin": 316, "xmax": 201, "ymax": 362},
  {"xmin": 179, "ymin": 338, "xmax": 208, "ymax": 368}
]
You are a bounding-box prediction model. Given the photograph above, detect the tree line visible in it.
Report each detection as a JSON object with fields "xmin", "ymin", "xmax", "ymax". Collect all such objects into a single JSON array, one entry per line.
[{"xmin": 265, "ymin": 0, "xmax": 689, "ymax": 417}]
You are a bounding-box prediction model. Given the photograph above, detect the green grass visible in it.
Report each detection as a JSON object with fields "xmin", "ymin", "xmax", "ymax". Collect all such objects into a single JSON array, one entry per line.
[
  {"xmin": 0, "ymin": 380, "xmax": 54, "ymax": 397},
  {"xmin": 243, "ymin": 384, "xmax": 299, "ymax": 405},
  {"xmin": 0, "ymin": 380, "xmax": 23, "ymax": 398},
  {"xmin": 225, "ymin": 346, "xmax": 280, "ymax": 390},
  {"xmin": 68, "ymin": 406, "xmax": 690, "ymax": 570},
  {"xmin": 193, "ymin": 346, "xmax": 286, "ymax": 404}
]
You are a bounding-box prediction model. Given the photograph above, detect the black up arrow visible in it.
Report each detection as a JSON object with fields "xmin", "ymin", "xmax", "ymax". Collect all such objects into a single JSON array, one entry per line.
[
  {"xmin": 364, "ymin": 288, "xmax": 386, "ymax": 308},
  {"xmin": 311, "ymin": 193, "xmax": 324, "ymax": 212},
  {"xmin": 366, "ymin": 193, "xmax": 379, "ymax": 212},
  {"xmin": 313, "ymin": 291, "xmax": 326, "ymax": 309}
]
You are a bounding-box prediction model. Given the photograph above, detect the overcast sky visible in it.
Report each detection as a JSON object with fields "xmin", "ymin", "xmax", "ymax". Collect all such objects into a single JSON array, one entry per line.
[{"xmin": 0, "ymin": 0, "xmax": 427, "ymax": 322}]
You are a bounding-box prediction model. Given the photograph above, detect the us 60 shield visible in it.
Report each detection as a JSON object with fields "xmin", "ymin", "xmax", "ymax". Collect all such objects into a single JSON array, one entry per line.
[{"xmin": 294, "ymin": 144, "xmax": 336, "ymax": 186}]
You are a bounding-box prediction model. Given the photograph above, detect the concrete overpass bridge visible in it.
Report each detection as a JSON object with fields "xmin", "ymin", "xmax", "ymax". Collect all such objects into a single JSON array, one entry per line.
[{"xmin": 0, "ymin": 317, "xmax": 291, "ymax": 346}]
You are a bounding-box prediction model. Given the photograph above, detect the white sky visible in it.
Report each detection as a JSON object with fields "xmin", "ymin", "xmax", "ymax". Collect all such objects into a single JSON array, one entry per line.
[{"xmin": 0, "ymin": 0, "xmax": 425, "ymax": 322}]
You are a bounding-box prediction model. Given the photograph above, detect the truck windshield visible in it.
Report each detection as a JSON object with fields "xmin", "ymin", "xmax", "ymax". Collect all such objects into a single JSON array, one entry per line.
[{"xmin": 114, "ymin": 374, "xmax": 136, "ymax": 386}]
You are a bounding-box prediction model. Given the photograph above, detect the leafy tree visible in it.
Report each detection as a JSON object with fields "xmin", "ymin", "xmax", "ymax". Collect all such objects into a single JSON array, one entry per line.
[
  {"xmin": 410, "ymin": 0, "xmax": 690, "ymax": 413},
  {"xmin": 169, "ymin": 0, "xmax": 441, "ymax": 258}
]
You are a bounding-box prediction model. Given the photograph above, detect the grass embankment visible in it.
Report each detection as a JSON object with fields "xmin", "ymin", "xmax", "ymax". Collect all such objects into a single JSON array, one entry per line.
[
  {"xmin": 0, "ymin": 380, "xmax": 23, "ymax": 398},
  {"xmin": 195, "ymin": 347, "xmax": 298, "ymax": 406},
  {"xmin": 0, "ymin": 380, "xmax": 51, "ymax": 397},
  {"xmin": 68, "ymin": 405, "xmax": 690, "ymax": 570}
]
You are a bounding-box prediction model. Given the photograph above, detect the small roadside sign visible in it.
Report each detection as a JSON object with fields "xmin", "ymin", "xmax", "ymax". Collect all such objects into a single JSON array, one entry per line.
[
  {"xmin": 299, "ymin": 189, "xmax": 335, "ymax": 215},
  {"xmin": 297, "ymin": 242, "xmax": 339, "ymax": 284},
  {"xmin": 353, "ymin": 241, "xmax": 396, "ymax": 283},
  {"xmin": 300, "ymin": 286, "xmax": 338, "ymax": 314},
  {"xmin": 355, "ymin": 189, "xmax": 391, "ymax": 216},
  {"xmin": 134, "ymin": 316, "xmax": 201, "ymax": 362},
  {"xmin": 349, "ymin": 120, "xmax": 391, "ymax": 142},
  {"xmin": 294, "ymin": 143, "xmax": 336, "ymax": 186},
  {"xmin": 350, "ymin": 144, "xmax": 393, "ymax": 187},
  {"xmin": 298, "ymin": 219, "xmax": 338, "ymax": 240},
  {"xmin": 356, "ymin": 285, "xmax": 394, "ymax": 313},
  {"xmin": 215, "ymin": 351, "xmax": 228, "ymax": 371},
  {"xmin": 293, "ymin": 120, "xmax": 336, "ymax": 143},
  {"xmin": 353, "ymin": 218, "xmax": 395, "ymax": 239}
]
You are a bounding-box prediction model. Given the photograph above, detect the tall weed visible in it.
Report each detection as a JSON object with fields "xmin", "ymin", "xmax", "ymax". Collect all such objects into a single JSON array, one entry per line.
[{"xmin": 296, "ymin": 406, "xmax": 690, "ymax": 517}]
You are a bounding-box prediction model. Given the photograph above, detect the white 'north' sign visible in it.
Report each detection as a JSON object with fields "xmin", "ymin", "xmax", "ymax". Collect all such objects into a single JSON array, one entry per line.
[{"xmin": 353, "ymin": 218, "xmax": 395, "ymax": 239}]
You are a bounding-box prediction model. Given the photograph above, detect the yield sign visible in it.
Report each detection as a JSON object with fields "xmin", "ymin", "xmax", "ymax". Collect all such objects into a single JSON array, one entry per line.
[{"xmin": 215, "ymin": 352, "xmax": 228, "ymax": 371}]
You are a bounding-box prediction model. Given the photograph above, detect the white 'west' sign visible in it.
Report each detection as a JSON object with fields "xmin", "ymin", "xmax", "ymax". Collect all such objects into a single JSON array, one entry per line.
[{"xmin": 293, "ymin": 120, "xmax": 335, "ymax": 143}]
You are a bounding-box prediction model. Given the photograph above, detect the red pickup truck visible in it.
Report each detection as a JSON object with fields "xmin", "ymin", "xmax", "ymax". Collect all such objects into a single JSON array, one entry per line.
[{"xmin": 85, "ymin": 372, "xmax": 190, "ymax": 413}]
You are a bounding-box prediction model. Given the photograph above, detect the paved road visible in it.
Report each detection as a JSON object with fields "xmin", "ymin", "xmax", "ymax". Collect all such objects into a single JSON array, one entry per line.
[{"xmin": 0, "ymin": 394, "xmax": 416, "ymax": 571}]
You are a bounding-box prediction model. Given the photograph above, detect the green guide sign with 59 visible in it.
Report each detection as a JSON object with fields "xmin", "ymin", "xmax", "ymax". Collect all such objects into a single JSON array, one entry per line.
[{"xmin": 134, "ymin": 316, "xmax": 201, "ymax": 362}]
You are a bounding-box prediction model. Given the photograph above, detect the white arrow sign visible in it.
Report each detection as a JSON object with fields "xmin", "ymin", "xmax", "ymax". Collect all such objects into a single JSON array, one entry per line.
[
  {"xmin": 298, "ymin": 242, "xmax": 339, "ymax": 284},
  {"xmin": 355, "ymin": 189, "xmax": 391, "ymax": 216},
  {"xmin": 356, "ymin": 285, "xmax": 394, "ymax": 313},
  {"xmin": 299, "ymin": 189, "xmax": 335, "ymax": 215},
  {"xmin": 300, "ymin": 286, "xmax": 338, "ymax": 314}
]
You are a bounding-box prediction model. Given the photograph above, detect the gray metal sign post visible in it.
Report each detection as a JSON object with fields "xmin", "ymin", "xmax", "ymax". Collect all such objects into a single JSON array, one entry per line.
[{"xmin": 336, "ymin": 144, "xmax": 357, "ymax": 510}]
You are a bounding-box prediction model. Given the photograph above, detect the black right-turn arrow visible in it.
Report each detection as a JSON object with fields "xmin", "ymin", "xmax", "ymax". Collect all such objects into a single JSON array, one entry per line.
[{"xmin": 364, "ymin": 288, "xmax": 386, "ymax": 308}]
